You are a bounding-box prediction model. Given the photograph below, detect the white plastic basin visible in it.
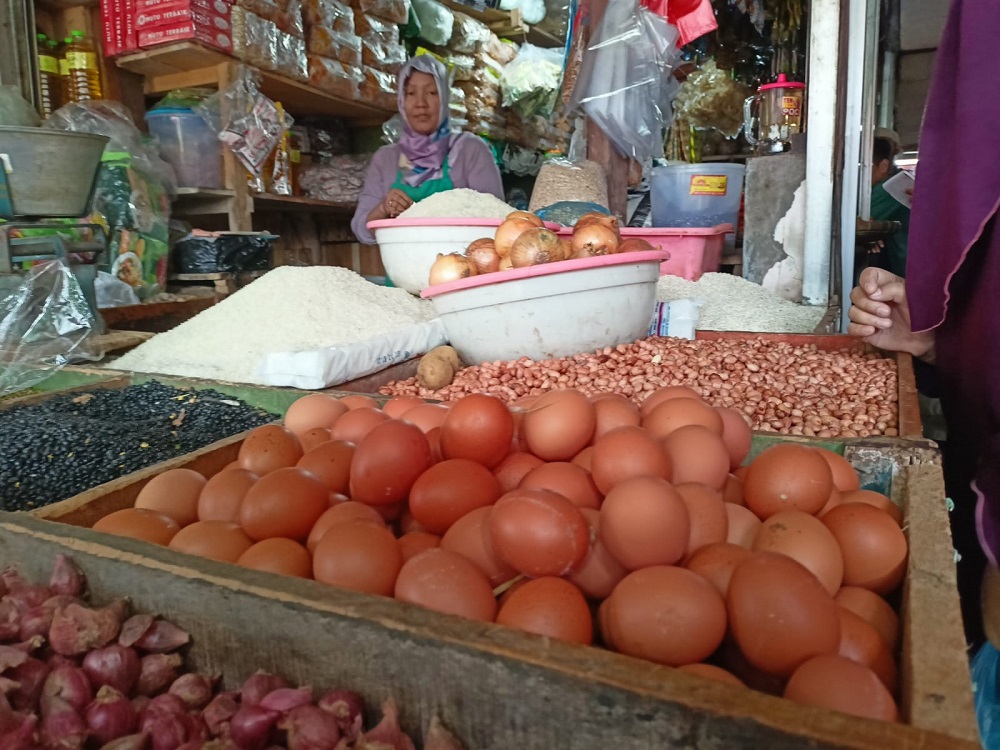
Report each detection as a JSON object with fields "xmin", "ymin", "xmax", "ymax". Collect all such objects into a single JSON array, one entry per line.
[
  {"xmin": 421, "ymin": 250, "xmax": 670, "ymax": 364},
  {"xmin": 368, "ymin": 218, "xmax": 559, "ymax": 296}
]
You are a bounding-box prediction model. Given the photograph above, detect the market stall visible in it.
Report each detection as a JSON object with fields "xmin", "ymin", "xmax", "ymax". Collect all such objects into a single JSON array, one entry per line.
[{"xmin": 0, "ymin": 0, "xmax": 981, "ymax": 747}]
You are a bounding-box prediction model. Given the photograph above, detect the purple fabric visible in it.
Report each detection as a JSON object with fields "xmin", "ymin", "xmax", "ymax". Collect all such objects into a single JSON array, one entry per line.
[
  {"xmin": 907, "ymin": 0, "xmax": 1000, "ymax": 564},
  {"xmin": 397, "ymin": 56, "xmax": 452, "ymax": 188},
  {"xmin": 350, "ymin": 134, "xmax": 506, "ymax": 244}
]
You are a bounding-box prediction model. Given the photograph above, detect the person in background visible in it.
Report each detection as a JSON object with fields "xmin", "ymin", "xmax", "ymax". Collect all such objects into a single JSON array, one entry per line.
[
  {"xmin": 848, "ymin": 0, "xmax": 1000, "ymax": 671},
  {"xmin": 351, "ymin": 56, "xmax": 504, "ymax": 244},
  {"xmin": 869, "ymin": 129, "xmax": 910, "ymax": 278}
]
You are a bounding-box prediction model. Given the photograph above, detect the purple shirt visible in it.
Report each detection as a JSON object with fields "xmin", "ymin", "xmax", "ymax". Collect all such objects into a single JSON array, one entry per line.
[{"xmin": 350, "ymin": 133, "xmax": 505, "ymax": 244}]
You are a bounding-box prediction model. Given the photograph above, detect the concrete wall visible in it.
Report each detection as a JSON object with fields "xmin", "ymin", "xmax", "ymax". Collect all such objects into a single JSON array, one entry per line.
[{"xmin": 894, "ymin": 0, "xmax": 948, "ymax": 147}]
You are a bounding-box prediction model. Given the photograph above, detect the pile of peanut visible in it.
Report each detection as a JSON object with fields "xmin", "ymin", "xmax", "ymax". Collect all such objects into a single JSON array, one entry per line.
[{"xmin": 381, "ymin": 337, "xmax": 900, "ymax": 438}]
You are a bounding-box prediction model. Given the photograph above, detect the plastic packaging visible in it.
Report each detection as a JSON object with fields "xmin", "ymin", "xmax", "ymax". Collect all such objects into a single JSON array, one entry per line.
[
  {"xmin": 648, "ymin": 299, "xmax": 701, "ymax": 339},
  {"xmin": 302, "ymin": 119, "xmax": 351, "ymax": 159},
  {"xmin": 358, "ymin": 0, "xmax": 410, "ymax": 25},
  {"xmin": 483, "ymin": 33, "xmax": 518, "ymax": 65},
  {"xmin": 381, "ymin": 113, "xmax": 403, "ymax": 144},
  {"xmin": 233, "ymin": 11, "xmax": 280, "ymax": 71},
  {"xmin": 362, "ymin": 38, "xmax": 408, "ymax": 71},
  {"xmin": 256, "ymin": 318, "xmax": 447, "ymax": 390},
  {"xmin": 499, "ymin": 0, "xmax": 545, "ymax": 24},
  {"xmin": 450, "ymin": 12, "xmax": 490, "ymax": 53},
  {"xmin": 238, "ymin": 0, "xmax": 305, "ymax": 36},
  {"xmin": 307, "ymin": 27, "xmax": 362, "ymax": 67},
  {"xmin": 95, "ymin": 270, "xmax": 141, "ymax": 308},
  {"xmin": 673, "ymin": 59, "xmax": 751, "ymax": 139},
  {"xmin": 0, "ymin": 259, "xmax": 103, "ymax": 398},
  {"xmin": 307, "ymin": 56, "xmax": 363, "ymax": 99},
  {"xmin": 529, "ymin": 158, "xmax": 608, "ymax": 211},
  {"xmin": 173, "ymin": 232, "xmax": 276, "ymax": 273},
  {"xmin": 196, "ymin": 66, "xmax": 291, "ymax": 177},
  {"xmin": 299, "ymin": 155, "xmax": 371, "ymax": 202},
  {"xmin": 501, "ymin": 43, "xmax": 563, "ymax": 118},
  {"xmin": 354, "ymin": 10, "xmax": 399, "ymax": 45},
  {"xmin": 0, "ymin": 85, "xmax": 42, "ymax": 127},
  {"xmin": 534, "ymin": 0, "xmax": 570, "ymax": 42},
  {"xmin": 411, "ymin": 0, "xmax": 453, "ymax": 46},
  {"xmin": 276, "ymin": 32, "xmax": 308, "ymax": 80},
  {"xmin": 447, "ymin": 53, "xmax": 476, "ymax": 82},
  {"xmin": 360, "ymin": 67, "xmax": 398, "ymax": 110},
  {"xmin": 145, "ymin": 108, "xmax": 224, "ymax": 189}
]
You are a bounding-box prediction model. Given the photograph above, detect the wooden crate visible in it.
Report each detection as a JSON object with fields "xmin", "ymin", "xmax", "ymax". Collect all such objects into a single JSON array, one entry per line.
[
  {"xmin": 25, "ymin": 435, "xmax": 978, "ymax": 748},
  {"xmin": 694, "ymin": 332, "xmax": 923, "ymax": 441}
]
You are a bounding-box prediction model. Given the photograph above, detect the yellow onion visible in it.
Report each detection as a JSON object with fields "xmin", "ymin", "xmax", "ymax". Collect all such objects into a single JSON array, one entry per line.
[
  {"xmin": 505, "ymin": 210, "xmax": 544, "ymax": 228},
  {"xmin": 617, "ymin": 237, "xmax": 658, "ymax": 253},
  {"xmin": 510, "ymin": 228, "xmax": 565, "ymax": 268},
  {"xmin": 428, "ymin": 253, "xmax": 478, "ymax": 286},
  {"xmin": 571, "ymin": 223, "xmax": 619, "ymax": 257},
  {"xmin": 576, "ymin": 212, "xmax": 621, "ymax": 237},
  {"xmin": 464, "ymin": 238, "xmax": 500, "ymax": 274},
  {"xmin": 495, "ymin": 217, "xmax": 537, "ymax": 259},
  {"xmin": 498, "ymin": 255, "xmax": 513, "ymax": 271}
]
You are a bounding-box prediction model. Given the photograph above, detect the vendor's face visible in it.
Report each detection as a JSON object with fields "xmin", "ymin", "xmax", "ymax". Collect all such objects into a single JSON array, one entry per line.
[{"xmin": 404, "ymin": 71, "xmax": 441, "ymax": 136}]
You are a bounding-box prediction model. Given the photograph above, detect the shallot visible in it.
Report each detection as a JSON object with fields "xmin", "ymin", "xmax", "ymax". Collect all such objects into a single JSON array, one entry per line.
[
  {"xmin": 361, "ymin": 700, "xmax": 415, "ymax": 750},
  {"xmin": 49, "ymin": 601, "xmax": 127, "ymax": 656},
  {"xmin": 317, "ymin": 689, "xmax": 363, "ymax": 738},
  {"xmin": 41, "ymin": 666, "xmax": 93, "ymax": 714},
  {"xmin": 83, "ymin": 644, "xmax": 142, "ymax": 694},
  {"xmin": 49, "ymin": 556, "xmax": 86, "ymax": 598},
  {"xmin": 40, "ymin": 695, "xmax": 88, "ymax": 749},
  {"xmin": 259, "ymin": 686, "xmax": 312, "ymax": 714},
  {"xmin": 119, "ymin": 615, "xmax": 155, "ymax": 648},
  {"xmin": 19, "ymin": 605, "xmax": 54, "ymax": 641},
  {"xmin": 0, "ymin": 713, "xmax": 38, "ymax": 750},
  {"xmin": 99, "ymin": 734, "xmax": 150, "ymax": 750},
  {"xmin": 0, "ymin": 599, "xmax": 19, "ymax": 640},
  {"xmin": 230, "ymin": 704, "xmax": 279, "ymax": 750},
  {"xmin": 9, "ymin": 657, "xmax": 49, "ymax": 711},
  {"xmin": 202, "ymin": 691, "xmax": 239, "ymax": 736},
  {"xmin": 134, "ymin": 620, "xmax": 190, "ymax": 654},
  {"xmin": 279, "ymin": 705, "xmax": 341, "ymax": 750},
  {"xmin": 136, "ymin": 654, "xmax": 183, "ymax": 697},
  {"xmin": 424, "ymin": 716, "xmax": 464, "ymax": 750},
  {"xmin": 240, "ymin": 673, "xmax": 288, "ymax": 707},
  {"xmin": 85, "ymin": 685, "xmax": 138, "ymax": 745},
  {"xmin": 169, "ymin": 673, "xmax": 217, "ymax": 710}
]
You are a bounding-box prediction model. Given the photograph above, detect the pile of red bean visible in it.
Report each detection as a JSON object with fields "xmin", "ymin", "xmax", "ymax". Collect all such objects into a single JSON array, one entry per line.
[{"xmin": 380, "ymin": 338, "xmax": 900, "ymax": 438}]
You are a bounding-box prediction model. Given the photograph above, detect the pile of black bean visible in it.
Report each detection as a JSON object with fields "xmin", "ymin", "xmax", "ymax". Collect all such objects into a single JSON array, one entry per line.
[{"xmin": 0, "ymin": 381, "xmax": 276, "ymax": 511}]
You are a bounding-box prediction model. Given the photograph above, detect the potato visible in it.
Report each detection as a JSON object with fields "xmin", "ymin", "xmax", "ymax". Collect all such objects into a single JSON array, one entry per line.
[
  {"xmin": 417, "ymin": 355, "xmax": 455, "ymax": 390},
  {"xmin": 427, "ymin": 346, "xmax": 461, "ymax": 372}
]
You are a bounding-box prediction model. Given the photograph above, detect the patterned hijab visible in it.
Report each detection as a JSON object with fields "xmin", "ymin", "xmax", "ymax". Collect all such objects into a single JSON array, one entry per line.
[{"xmin": 397, "ymin": 56, "xmax": 452, "ymax": 188}]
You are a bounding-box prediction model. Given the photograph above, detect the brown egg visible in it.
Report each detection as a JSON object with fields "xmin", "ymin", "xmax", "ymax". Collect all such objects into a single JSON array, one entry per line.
[
  {"xmin": 823, "ymin": 504, "xmax": 907, "ymax": 595},
  {"xmin": 784, "ymin": 655, "xmax": 899, "ymax": 722},
  {"xmin": 426, "ymin": 427, "xmax": 444, "ymax": 463},
  {"xmin": 284, "ymin": 394, "xmax": 348, "ymax": 437},
  {"xmin": 567, "ymin": 508, "xmax": 628, "ymax": 600},
  {"xmin": 299, "ymin": 428, "xmax": 333, "ymax": 453},
  {"xmin": 752, "ymin": 511, "xmax": 844, "ymax": 596},
  {"xmin": 717, "ymin": 408, "xmax": 753, "ymax": 470},
  {"xmin": 675, "ymin": 483, "xmax": 728, "ymax": 557},
  {"xmin": 489, "ymin": 489, "xmax": 590, "ymax": 577},
  {"xmin": 238, "ymin": 425, "xmax": 303, "ymax": 476},
  {"xmin": 397, "ymin": 531, "xmax": 441, "ymax": 562},
  {"xmin": 640, "ymin": 386, "xmax": 701, "ymax": 417},
  {"xmin": 394, "ymin": 548, "xmax": 497, "ymax": 622},
  {"xmin": 493, "ymin": 452, "xmax": 544, "ymax": 494},
  {"xmin": 814, "ymin": 448, "xmax": 861, "ymax": 493},
  {"xmin": 835, "ymin": 587, "xmax": 900, "ymax": 651},
  {"xmin": 819, "ymin": 488, "xmax": 843, "ymax": 517},
  {"xmin": 744, "ymin": 444, "xmax": 833, "ymax": 518},
  {"xmin": 307, "ymin": 501, "xmax": 386, "ymax": 553},
  {"xmin": 297, "ymin": 440, "xmax": 356, "ymax": 495},
  {"xmin": 92, "ymin": 508, "xmax": 180, "ymax": 545},
  {"xmin": 590, "ymin": 426, "xmax": 671, "ymax": 495},
  {"xmin": 677, "ymin": 663, "xmax": 745, "ymax": 688},
  {"xmin": 440, "ymin": 506, "xmax": 517, "ymax": 587},
  {"xmin": 313, "ymin": 520, "xmax": 402, "ymax": 596},
  {"xmin": 382, "ymin": 395, "xmax": 425, "ymax": 419},
  {"xmin": 662, "ymin": 426, "xmax": 730, "ymax": 489},
  {"xmin": 349, "ymin": 420, "xmax": 432, "ymax": 507},
  {"xmin": 605, "ymin": 566, "xmax": 727, "ymax": 667},
  {"xmin": 134, "ymin": 469, "xmax": 206, "ymax": 527},
  {"xmin": 169, "ymin": 521, "xmax": 254, "ymax": 562},
  {"xmin": 519, "ymin": 462, "xmax": 601, "ymax": 510},
  {"xmin": 591, "ymin": 394, "xmax": 641, "ymax": 441},
  {"xmin": 408, "ymin": 458, "xmax": 502, "ymax": 535},
  {"xmin": 836, "ymin": 606, "xmax": 898, "ymax": 693},
  {"xmin": 716, "ymin": 638, "xmax": 787, "ymax": 696},
  {"xmin": 725, "ymin": 504, "xmax": 761, "ymax": 549},
  {"xmin": 685, "ymin": 542, "xmax": 752, "ymax": 598},
  {"xmin": 643, "ymin": 398, "xmax": 723, "ymax": 441},
  {"xmin": 198, "ymin": 468, "xmax": 257, "ymax": 523},
  {"xmin": 522, "ymin": 390, "xmax": 596, "ymax": 461},
  {"xmin": 727, "ymin": 553, "xmax": 841, "ymax": 677},
  {"xmin": 600, "ymin": 476, "xmax": 689, "ymax": 570},
  {"xmin": 440, "ymin": 393, "xmax": 514, "ymax": 469},
  {"xmin": 239, "ymin": 467, "xmax": 330, "ymax": 542},
  {"xmin": 571, "ymin": 446, "xmax": 594, "ymax": 472},
  {"xmin": 496, "ymin": 577, "xmax": 592, "ymax": 644},
  {"xmin": 839, "ymin": 489, "xmax": 902, "ymax": 525},
  {"xmin": 401, "ymin": 403, "xmax": 450, "ymax": 433},
  {"xmin": 732, "ymin": 465, "xmax": 750, "ymax": 481},
  {"xmin": 722, "ymin": 473, "xmax": 745, "ymax": 506},
  {"xmin": 237, "ymin": 538, "xmax": 313, "ymax": 578},
  {"xmin": 329, "ymin": 407, "xmax": 389, "ymax": 444},
  {"xmin": 339, "ymin": 394, "xmax": 379, "ymax": 410}
]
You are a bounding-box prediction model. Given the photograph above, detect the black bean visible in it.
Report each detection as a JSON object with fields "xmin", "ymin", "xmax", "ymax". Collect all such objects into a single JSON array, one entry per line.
[{"xmin": 0, "ymin": 381, "xmax": 276, "ymax": 511}]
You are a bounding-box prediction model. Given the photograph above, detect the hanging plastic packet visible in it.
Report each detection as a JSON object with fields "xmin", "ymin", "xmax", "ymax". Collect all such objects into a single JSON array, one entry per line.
[
  {"xmin": 195, "ymin": 66, "xmax": 291, "ymax": 178},
  {"xmin": 648, "ymin": 298, "xmax": 702, "ymax": 340}
]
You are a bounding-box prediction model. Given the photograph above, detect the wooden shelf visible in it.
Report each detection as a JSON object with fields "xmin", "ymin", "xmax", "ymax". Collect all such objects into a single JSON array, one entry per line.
[
  {"xmin": 172, "ymin": 188, "xmax": 354, "ymax": 216},
  {"xmin": 439, "ymin": 0, "xmax": 508, "ymax": 25},
  {"xmin": 251, "ymin": 194, "xmax": 356, "ymax": 214},
  {"xmin": 173, "ymin": 188, "xmax": 235, "ymax": 217},
  {"xmin": 115, "ymin": 42, "xmax": 395, "ymax": 121}
]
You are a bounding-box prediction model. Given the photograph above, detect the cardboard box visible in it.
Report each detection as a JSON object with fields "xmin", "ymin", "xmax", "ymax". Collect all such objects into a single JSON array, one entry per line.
[
  {"xmin": 101, "ymin": 0, "xmax": 119, "ymax": 56},
  {"xmin": 123, "ymin": 0, "xmax": 139, "ymax": 53},
  {"xmin": 135, "ymin": 3, "xmax": 232, "ymax": 31},
  {"xmin": 138, "ymin": 20, "xmax": 233, "ymax": 51},
  {"xmin": 136, "ymin": 0, "xmax": 230, "ymax": 13}
]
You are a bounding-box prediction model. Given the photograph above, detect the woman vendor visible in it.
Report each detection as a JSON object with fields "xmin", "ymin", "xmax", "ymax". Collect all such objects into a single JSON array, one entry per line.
[{"xmin": 351, "ymin": 56, "xmax": 504, "ymax": 244}]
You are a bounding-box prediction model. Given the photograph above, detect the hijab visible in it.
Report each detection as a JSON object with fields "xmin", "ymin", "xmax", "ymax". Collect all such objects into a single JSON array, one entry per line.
[{"xmin": 397, "ymin": 56, "xmax": 452, "ymax": 188}]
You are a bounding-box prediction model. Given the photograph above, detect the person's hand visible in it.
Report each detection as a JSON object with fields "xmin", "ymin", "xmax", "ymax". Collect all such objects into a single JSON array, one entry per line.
[
  {"xmin": 848, "ymin": 267, "xmax": 934, "ymax": 360},
  {"xmin": 382, "ymin": 189, "xmax": 413, "ymax": 218}
]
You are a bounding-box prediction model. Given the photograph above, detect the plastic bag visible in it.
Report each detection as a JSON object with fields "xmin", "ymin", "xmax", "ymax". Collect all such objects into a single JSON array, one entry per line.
[
  {"xmin": 382, "ymin": 114, "xmax": 403, "ymax": 144},
  {"xmin": 307, "ymin": 27, "xmax": 362, "ymax": 68},
  {"xmin": 673, "ymin": 59, "xmax": 751, "ymax": 139},
  {"xmin": 411, "ymin": 0, "xmax": 453, "ymax": 46},
  {"xmin": 301, "ymin": 0, "xmax": 353, "ymax": 31},
  {"xmin": 360, "ymin": 67, "xmax": 398, "ymax": 110},
  {"xmin": 95, "ymin": 270, "xmax": 140, "ymax": 308},
  {"xmin": 196, "ymin": 66, "xmax": 291, "ymax": 177},
  {"xmin": 355, "ymin": 10, "xmax": 399, "ymax": 45},
  {"xmin": 500, "ymin": 0, "xmax": 545, "ymax": 24},
  {"xmin": 534, "ymin": 0, "xmax": 570, "ymax": 42},
  {"xmin": 307, "ymin": 56, "xmax": 363, "ymax": 99},
  {"xmin": 150, "ymin": 88, "xmax": 214, "ymax": 110},
  {"xmin": 173, "ymin": 232, "xmax": 276, "ymax": 273},
  {"xmin": 235, "ymin": 13, "xmax": 280, "ymax": 71},
  {"xmin": 357, "ymin": 0, "xmax": 409, "ymax": 25},
  {"xmin": 276, "ymin": 33, "xmax": 309, "ymax": 80},
  {"xmin": 238, "ymin": 0, "xmax": 304, "ymax": 36},
  {"xmin": 299, "ymin": 156, "xmax": 371, "ymax": 202},
  {"xmin": 529, "ymin": 158, "xmax": 608, "ymax": 211},
  {"xmin": 301, "ymin": 119, "xmax": 351, "ymax": 159},
  {"xmin": 362, "ymin": 38, "xmax": 408, "ymax": 71},
  {"xmin": 450, "ymin": 12, "xmax": 490, "ymax": 53},
  {"xmin": 483, "ymin": 33, "xmax": 518, "ymax": 65},
  {"xmin": 0, "ymin": 259, "xmax": 103, "ymax": 398},
  {"xmin": 0, "ymin": 86, "xmax": 41, "ymax": 127},
  {"xmin": 501, "ymin": 44, "xmax": 563, "ymax": 118}
]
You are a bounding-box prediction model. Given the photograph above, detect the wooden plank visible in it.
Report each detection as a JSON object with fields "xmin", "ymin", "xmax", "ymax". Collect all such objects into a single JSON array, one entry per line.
[
  {"xmin": 331, "ymin": 356, "xmax": 419, "ymax": 394},
  {"xmin": 11, "ymin": 452, "xmax": 977, "ymax": 749},
  {"xmin": 251, "ymin": 194, "xmax": 356, "ymax": 214},
  {"xmin": 437, "ymin": 0, "xmax": 508, "ymax": 25},
  {"xmin": 99, "ymin": 297, "xmax": 216, "ymax": 332},
  {"xmin": 93, "ymin": 329, "xmax": 156, "ymax": 353}
]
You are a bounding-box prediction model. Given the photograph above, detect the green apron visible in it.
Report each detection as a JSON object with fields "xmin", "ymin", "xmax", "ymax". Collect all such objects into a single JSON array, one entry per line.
[{"xmin": 391, "ymin": 156, "xmax": 455, "ymax": 202}]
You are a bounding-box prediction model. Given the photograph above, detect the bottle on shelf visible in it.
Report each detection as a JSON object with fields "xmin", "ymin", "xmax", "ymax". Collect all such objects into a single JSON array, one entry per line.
[
  {"xmin": 65, "ymin": 29, "xmax": 103, "ymax": 101},
  {"xmin": 270, "ymin": 103, "xmax": 293, "ymax": 197},
  {"xmin": 59, "ymin": 37, "xmax": 72, "ymax": 104},
  {"xmin": 36, "ymin": 33, "xmax": 60, "ymax": 117}
]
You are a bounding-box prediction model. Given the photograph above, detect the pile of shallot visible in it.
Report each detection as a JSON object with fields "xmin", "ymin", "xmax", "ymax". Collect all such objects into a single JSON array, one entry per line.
[
  {"xmin": 0, "ymin": 555, "xmax": 462, "ymax": 750},
  {"xmin": 427, "ymin": 212, "xmax": 656, "ymax": 286}
]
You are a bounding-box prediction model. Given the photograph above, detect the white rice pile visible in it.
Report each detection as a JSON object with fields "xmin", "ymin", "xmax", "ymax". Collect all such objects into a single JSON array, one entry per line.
[
  {"xmin": 657, "ymin": 272, "xmax": 827, "ymax": 333},
  {"xmin": 112, "ymin": 267, "xmax": 434, "ymax": 384},
  {"xmin": 399, "ymin": 189, "xmax": 514, "ymax": 220}
]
